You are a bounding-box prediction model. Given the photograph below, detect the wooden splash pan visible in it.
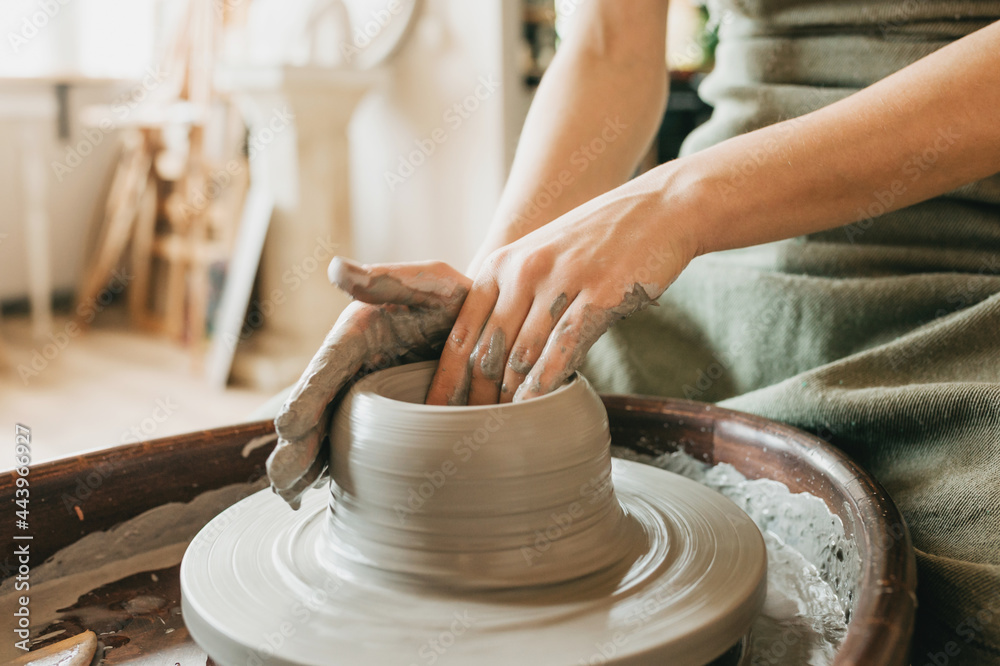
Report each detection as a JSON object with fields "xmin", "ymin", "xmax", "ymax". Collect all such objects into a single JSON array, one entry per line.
[{"xmin": 1, "ymin": 396, "xmax": 916, "ymax": 665}]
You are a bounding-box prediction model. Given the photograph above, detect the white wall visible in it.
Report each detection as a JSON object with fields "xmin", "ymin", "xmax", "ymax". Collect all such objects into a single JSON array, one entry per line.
[
  {"xmin": 0, "ymin": 81, "xmax": 128, "ymax": 301},
  {"xmin": 0, "ymin": 0, "xmax": 167, "ymax": 302},
  {"xmin": 348, "ymin": 0, "xmax": 527, "ymax": 269},
  {"xmin": 0, "ymin": 0, "xmax": 529, "ymax": 302}
]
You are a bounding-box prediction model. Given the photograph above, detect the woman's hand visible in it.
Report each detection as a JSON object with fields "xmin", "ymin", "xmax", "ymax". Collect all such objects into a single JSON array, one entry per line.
[
  {"xmin": 426, "ymin": 178, "xmax": 698, "ymax": 406},
  {"xmin": 269, "ymin": 259, "xmax": 471, "ymax": 508}
]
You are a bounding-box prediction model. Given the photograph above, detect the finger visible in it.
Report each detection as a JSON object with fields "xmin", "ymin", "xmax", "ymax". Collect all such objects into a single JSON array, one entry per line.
[
  {"xmin": 272, "ymin": 440, "xmax": 330, "ymax": 510},
  {"xmin": 329, "ymin": 257, "xmax": 469, "ymax": 310},
  {"xmin": 514, "ymin": 286, "xmax": 654, "ymax": 401},
  {"xmin": 498, "ymin": 292, "xmax": 573, "ymax": 403},
  {"xmin": 466, "ymin": 288, "xmax": 534, "ymax": 405},
  {"xmin": 272, "ymin": 300, "xmax": 465, "ymax": 503},
  {"xmin": 512, "ymin": 299, "xmax": 610, "ymax": 402},
  {"xmin": 274, "ymin": 303, "xmax": 372, "ymax": 441},
  {"xmin": 277, "ymin": 298, "xmax": 466, "ymax": 444},
  {"xmin": 425, "ymin": 277, "xmax": 500, "ymax": 406},
  {"xmin": 270, "ymin": 397, "xmax": 337, "ymax": 495},
  {"xmin": 267, "ymin": 428, "xmax": 323, "ymax": 492}
]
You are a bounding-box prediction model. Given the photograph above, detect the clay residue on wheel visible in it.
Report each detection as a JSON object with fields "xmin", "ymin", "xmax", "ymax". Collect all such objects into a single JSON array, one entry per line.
[
  {"xmin": 0, "ymin": 480, "xmax": 265, "ymax": 664},
  {"xmin": 613, "ymin": 445, "xmax": 852, "ymax": 665}
]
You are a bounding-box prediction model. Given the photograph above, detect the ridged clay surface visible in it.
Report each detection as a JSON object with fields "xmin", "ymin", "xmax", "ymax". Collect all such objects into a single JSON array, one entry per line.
[{"xmin": 181, "ymin": 362, "xmax": 767, "ymax": 665}]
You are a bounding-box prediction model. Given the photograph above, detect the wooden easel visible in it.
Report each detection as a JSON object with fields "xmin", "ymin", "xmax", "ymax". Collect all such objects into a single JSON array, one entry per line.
[{"xmin": 75, "ymin": 0, "xmax": 250, "ymax": 361}]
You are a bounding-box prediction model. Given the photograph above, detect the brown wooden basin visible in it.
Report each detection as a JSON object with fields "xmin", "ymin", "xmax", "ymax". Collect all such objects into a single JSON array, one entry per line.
[
  {"xmin": 0, "ymin": 396, "xmax": 916, "ymax": 665},
  {"xmin": 603, "ymin": 396, "xmax": 917, "ymax": 666}
]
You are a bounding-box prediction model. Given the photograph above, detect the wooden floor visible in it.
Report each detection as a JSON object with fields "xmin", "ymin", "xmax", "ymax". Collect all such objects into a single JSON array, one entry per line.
[{"xmin": 0, "ymin": 307, "xmax": 273, "ymax": 464}]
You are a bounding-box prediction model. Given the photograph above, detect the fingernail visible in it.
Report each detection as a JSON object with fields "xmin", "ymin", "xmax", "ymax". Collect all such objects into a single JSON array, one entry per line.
[{"xmin": 328, "ymin": 256, "xmax": 367, "ymax": 288}]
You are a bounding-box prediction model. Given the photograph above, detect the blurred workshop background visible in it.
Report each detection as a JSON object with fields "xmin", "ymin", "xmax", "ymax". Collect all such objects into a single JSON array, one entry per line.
[{"xmin": 0, "ymin": 0, "xmax": 715, "ymax": 462}]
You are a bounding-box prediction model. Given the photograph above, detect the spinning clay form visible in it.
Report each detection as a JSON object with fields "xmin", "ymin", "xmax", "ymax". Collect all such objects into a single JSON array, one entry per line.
[{"xmin": 181, "ymin": 361, "xmax": 767, "ymax": 665}]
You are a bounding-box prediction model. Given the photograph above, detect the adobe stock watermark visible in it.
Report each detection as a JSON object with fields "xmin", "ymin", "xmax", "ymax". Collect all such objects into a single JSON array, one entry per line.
[
  {"xmin": 177, "ymin": 106, "xmax": 294, "ymax": 220},
  {"xmin": 340, "ymin": 0, "xmax": 406, "ymax": 64},
  {"xmin": 59, "ymin": 459, "xmax": 113, "ymax": 519},
  {"xmin": 917, "ymin": 598, "xmax": 1000, "ymax": 666},
  {"xmin": 749, "ymin": 626, "xmax": 813, "ymax": 666},
  {"xmin": 717, "ymin": 87, "xmax": 831, "ymax": 198},
  {"xmin": 408, "ymin": 611, "xmax": 476, "ymax": 666},
  {"xmin": 7, "ymin": 0, "xmax": 72, "ymax": 53},
  {"xmin": 51, "ymin": 67, "xmax": 169, "ymax": 182},
  {"xmin": 877, "ymin": 0, "xmax": 933, "ymax": 36},
  {"xmin": 190, "ymin": 496, "xmax": 246, "ymax": 553},
  {"xmin": 681, "ymin": 290, "xmax": 796, "ymax": 400},
  {"xmin": 579, "ymin": 577, "xmax": 681, "ymax": 664},
  {"xmin": 844, "ymin": 126, "xmax": 960, "ymax": 243},
  {"xmin": 17, "ymin": 268, "xmax": 132, "ymax": 385},
  {"xmin": 569, "ymin": 241, "xmax": 678, "ymax": 351},
  {"xmin": 932, "ymin": 253, "xmax": 1000, "ymax": 317},
  {"xmin": 221, "ymin": 232, "xmax": 340, "ymax": 351},
  {"xmin": 883, "ymin": 253, "xmax": 1000, "ymax": 372},
  {"xmin": 57, "ymin": 397, "xmax": 176, "ymax": 518},
  {"xmin": 119, "ymin": 397, "xmax": 178, "ymax": 445},
  {"xmin": 384, "ymin": 75, "xmax": 502, "ymax": 191},
  {"xmin": 520, "ymin": 472, "xmax": 610, "ymax": 566},
  {"xmin": 508, "ymin": 116, "xmax": 628, "ymax": 237},
  {"xmin": 392, "ymin": 409, "xmax": 507, "ymax": 525},
  {"xmin": 244, "ymin": 573, "xmax": 344, "ymax": 666}
]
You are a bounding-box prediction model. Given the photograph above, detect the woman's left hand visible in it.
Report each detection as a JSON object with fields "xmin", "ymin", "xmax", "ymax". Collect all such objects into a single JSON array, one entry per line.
[{"xmin": 426, "ymin": 180, "xmax": 697, "ymax": 405}]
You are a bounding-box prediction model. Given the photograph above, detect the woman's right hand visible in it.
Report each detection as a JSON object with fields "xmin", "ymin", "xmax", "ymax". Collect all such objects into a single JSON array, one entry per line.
[{"xmin": 268, "ymin": 258, "xmax": 471, "ymax": 508}]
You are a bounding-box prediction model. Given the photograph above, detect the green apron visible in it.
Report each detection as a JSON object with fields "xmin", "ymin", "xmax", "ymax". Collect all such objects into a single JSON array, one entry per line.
[{"xmin": 583, "ymin": 1, "xmax": 1000, "ymax": 662}]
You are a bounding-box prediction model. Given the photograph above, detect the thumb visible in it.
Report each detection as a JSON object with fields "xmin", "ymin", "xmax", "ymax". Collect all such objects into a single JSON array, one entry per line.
[{"xmin": 328, "ymin": 257, "xmax": 470, "ymax": 309}]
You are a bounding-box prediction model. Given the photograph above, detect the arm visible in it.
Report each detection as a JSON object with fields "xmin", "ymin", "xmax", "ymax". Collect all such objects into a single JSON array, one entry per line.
[
  {"xmin": 469, "ymin": 0, "xmax": 672, "ymax": 273},
  {"xmin": 675, "ymin": 19, "xmax": 1000, "ymax": 255},
  {"xmin": 430, "ymin": 19, "xmax": 1000, "ymax": 407},
  {"xmin": 266, "ymin": 0, "xmax": 670, "ymax": 505}
]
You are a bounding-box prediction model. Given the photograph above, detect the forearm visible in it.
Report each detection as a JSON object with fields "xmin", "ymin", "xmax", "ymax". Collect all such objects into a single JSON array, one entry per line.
[
  {"xmin": 471, "ymin": 0, "xmax": 670, "ymax": 272},
  {"xmin": 419, "ymin": 20, "xmax": 999, "ymax": 409},
  {"xmin": 667, "ymin": 21, "xmax": 1000, "ymax": 256}
]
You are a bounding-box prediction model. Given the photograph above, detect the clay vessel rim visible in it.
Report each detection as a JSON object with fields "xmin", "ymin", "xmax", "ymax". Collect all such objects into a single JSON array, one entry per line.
[{"xmin": 349, "ymin": 361, "xmax": 580, "ymax": 414}]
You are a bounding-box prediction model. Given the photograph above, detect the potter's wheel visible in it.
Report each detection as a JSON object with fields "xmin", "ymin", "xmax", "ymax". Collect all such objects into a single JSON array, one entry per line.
[{"xmin": 182, "ymin": 363, "xmax": 767, "ymax": 665}]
